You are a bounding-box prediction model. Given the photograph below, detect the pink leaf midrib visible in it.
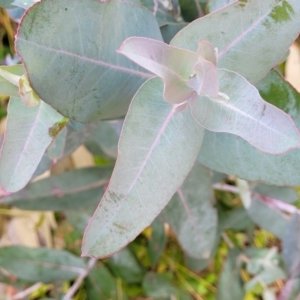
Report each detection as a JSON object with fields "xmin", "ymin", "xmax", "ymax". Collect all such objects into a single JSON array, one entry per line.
[
  {"xmin": 17, "ymin": 38, "xmax": 153, "ymax": 79},
  {"xmin": 84, "ymin": 105, "xmax": 177, "ymax": 252}
]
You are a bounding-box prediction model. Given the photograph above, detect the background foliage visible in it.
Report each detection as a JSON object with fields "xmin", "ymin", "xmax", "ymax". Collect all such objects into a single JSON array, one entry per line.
[{"xmin": 0, "ymin": 0, "xmax": 300, "ymax": 299}]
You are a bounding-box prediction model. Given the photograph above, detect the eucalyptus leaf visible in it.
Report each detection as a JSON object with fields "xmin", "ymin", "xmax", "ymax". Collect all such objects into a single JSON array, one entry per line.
[
  {"xmin": 16, "ymin": 0, "xmax": 162, "ymax": 123},
  {"xmin": 0, "ymin": 246, "xmax": 86, "ymax": 283},
  {"xmin": 148, "ymin": 217, "xmax": 166, "ymax": 267},
  {"xmin": 85, "ymin": 263, "xmax": 128, "ymax": 300},
  {"xmin": 31, "ymin": 152, "xmax": 53, "ymax": 179},
  {"xmin": 0, "ymin": 97, "xmax": 65, "ymax": 193},
  {"xmin": 172, "ymin": 0, "xmax": 300, "ymax": 184},
  {"xmin": 118, "ymin": 37, "xmax": 199, "ymax": 104},
  {"xmin": 246, "ymin": 193, "xmax": 289, "ymax": 238},
  {"xmin": 218, "ymin": 207, "xmax": 253, "ymax": 231},
  {"xmin": 142, "ymin": 272, "xmax": 192, "ymax": 299},
  {"xmin": 172, "ymin": 0, "xmax": 300, "ymax": 84},
  {"xmin": 86, "ymin": 120, "xmax": 123, "ymax": 159},
  {"xmin": 282, "ymin": 213, "xmax": 300, "ymax": 277},
  {"xmin": 163, "ymin": 162, "xmax": 217, "ymax": 259},
  {"xmin": 253, "ymin": 184, "xmax": 298, "ymax": 204},
  {"xmin": 108, "ymin": 248, "xmax": 144, "ymax": 284},
  {"xmin": 160, "ymin": 23, "xmax": 187, "ymax": 44},
  {"xmin": 66, "ymin": 204, "xmax": 98, "ymax": 233},
  {"xmin": 1, "ymin": 167, "xmax": 112, "ymax": 211},
  {"xmin": 217, "ymin": 249, "xmax": 244, "ymax": 300},
  {"xmin": 184, "ymin": 232, "xmax": 220, "ymax": 272},
  {"xmin": 82, "ymin": 78, "xmax": 204, "ymax": 258},
  {"xmin": 191, "ymin": 69, "xmax": 300, "ymax": 154},
  {"xmin": 198, "ymin": 70, "xmax": 300, "ymax": 185}
]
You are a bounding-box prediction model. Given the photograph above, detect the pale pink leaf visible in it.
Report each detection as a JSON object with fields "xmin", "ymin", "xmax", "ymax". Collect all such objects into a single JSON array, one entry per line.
[
  {"xmin": 196, "ymin": 40, "xmax": 217, "ymax": 65},
  {"xmin": 190, "ymin": 69, "xmax": 300, "ymax": 154},
  {"xmin": 187, "ymin": 56, "xmax": 219, "ymax": 97},
  {"xmin": 118, "ymin": 37, "xmax": 198, "ymax": 104}
]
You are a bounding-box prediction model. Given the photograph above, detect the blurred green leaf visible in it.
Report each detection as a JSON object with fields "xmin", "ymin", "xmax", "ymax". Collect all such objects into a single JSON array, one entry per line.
[
  {"xmin": 142, "ymin": 272, "xmax": 192, "ymax": 299},
  {"xmin": 2, "ymin": 167, "xmax": 112, "ymax": 211},
  {"xmin": 148, "ymin": 217, "xmax": 166, "ymax": 267},
  {"xmin": 163, "ymin": 162, "xmax": 217, "ymax": 259},
  {"xmin": 282, "ymin": 213, "xmax": 300, "ymax": 277},
  {"xmin": 253, "ymin": 184, "xmax": 298, "ymax": 204},
  {"xmin": 0, "ymin": 246, "xmax": 86, "ymax": 283},
  {"xmin": 219, "ymin": 207, "xmax": 253, "ymax": 231},
  {"xmin": 85, "ymin": 263, "xmax": 128, "ymax": 300},
  {"xmin": 108, "ymin": 248, "xmax": 145, "ymax": 284},
  {"xmin": 244, "ymin": 248, "xmax": 286, "ymax": 291},
  {"xmin": 217, "ymin": 249, "xmax": 244, "ymax": 300}
]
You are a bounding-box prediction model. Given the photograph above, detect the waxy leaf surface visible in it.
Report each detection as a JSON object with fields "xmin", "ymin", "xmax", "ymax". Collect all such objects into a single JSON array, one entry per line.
[
  {"xmin": 198, "ymin": 70, "xmax": 300, "ymax": 185},
  {"xmin": 163, "ymin": 162, "xmax": 217, "ymax": 259},
  {"xmin": 191, "ymin": 69, "xmax": 300, "ymax": 154},
  {"xmin": 119, "ymin": 37, "xmax": 219, "ymax": 103},
  {"xmin": 0, "ymin": 246, "xmax": 86, "ymax": 283},
  {"xmin": 16, "ymin": 0, "xmax": 162, "ymax": 123},
  {"xmin": 172, "ymin": 0, "xmax": 300, "ymax": 184},
  {"xmin": 172, "ymin": 0, "xmax": 300, "ymax": 84},
  {"xmin": 118, "ymin": 37, "xmax": 197, "ymax": 104},
  {"xmin": 82, "ymin": 78, "xmax": 204, "ymax": 258},
  {"xmin": 1, "ymin": 167, "xmax": 112, "ymax": 211},
  {"xmin": 0, "ymin": 97, "xmax": 65, "ymax": 193}
]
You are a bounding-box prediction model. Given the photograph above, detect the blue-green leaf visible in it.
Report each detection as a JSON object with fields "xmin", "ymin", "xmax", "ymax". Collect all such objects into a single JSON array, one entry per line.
[{"xmin": 82, "ymin": 78, "xmax": 204, "ymax": 258}]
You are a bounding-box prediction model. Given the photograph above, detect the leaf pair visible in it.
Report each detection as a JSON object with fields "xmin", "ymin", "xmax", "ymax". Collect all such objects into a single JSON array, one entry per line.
[
  {"xmin": 118, "ymin": 37, "xmax": 300, "ymax": 155},
  {"xmin": 118, "ymin": 37, "xmax": 219, "ymax": 104}
]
